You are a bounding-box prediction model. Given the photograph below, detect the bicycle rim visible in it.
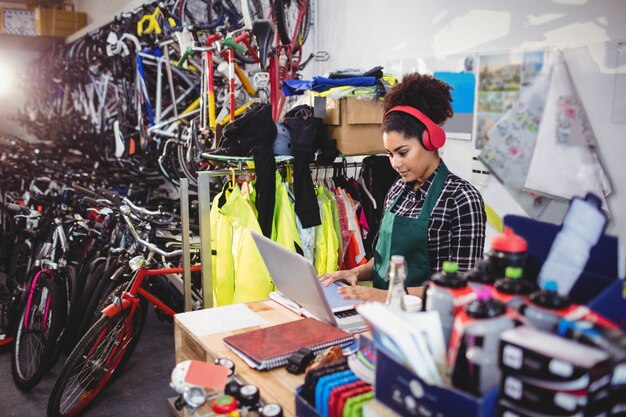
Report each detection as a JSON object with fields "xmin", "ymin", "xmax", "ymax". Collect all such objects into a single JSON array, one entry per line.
[
  {"xmin": 272, "ymin": 0, "xmax": 311, "ymax": 52},
  {"xmin": 11, "ymin": 276, "xmax": 60, "ymax": 390},
  {"xmin": 48, "ymin": 306, "xmax": 142, "ymax": 417},
  {"xmin": 182, "ymin": 0, "xmax": 213, "ymax": 27}
]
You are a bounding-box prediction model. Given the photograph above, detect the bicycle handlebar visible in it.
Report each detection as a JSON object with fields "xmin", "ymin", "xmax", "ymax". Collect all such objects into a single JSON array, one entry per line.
[{"xmin": 120, "ymin": 205, "xmax": 182, "ymax": 258}]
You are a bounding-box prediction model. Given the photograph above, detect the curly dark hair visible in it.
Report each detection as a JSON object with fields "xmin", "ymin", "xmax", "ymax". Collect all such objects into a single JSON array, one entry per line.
[{"xmin": 382, "ymin": 73, "xmax": 453, "ymax": 141}]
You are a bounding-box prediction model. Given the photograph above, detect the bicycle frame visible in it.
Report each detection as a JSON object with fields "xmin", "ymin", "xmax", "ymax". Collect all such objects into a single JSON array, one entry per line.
[
  {"xmin": 102, "ymin": 262, "xmax": 202, "ymax": 318},
  {"xmin": 269, "ymin": 0, "xmax": 309, "ymax": 121}
]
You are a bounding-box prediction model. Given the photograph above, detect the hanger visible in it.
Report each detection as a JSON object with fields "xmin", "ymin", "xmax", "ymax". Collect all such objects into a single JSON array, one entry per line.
[{"xmin": 229, "ymin": 167, "xmax": 236, "ymax": 190}]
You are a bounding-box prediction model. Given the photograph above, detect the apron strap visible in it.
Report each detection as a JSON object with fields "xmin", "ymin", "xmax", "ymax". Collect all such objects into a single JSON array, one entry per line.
[{"xmin": 418, "ymin": 161, "xmax": 449, "ymax": 221}]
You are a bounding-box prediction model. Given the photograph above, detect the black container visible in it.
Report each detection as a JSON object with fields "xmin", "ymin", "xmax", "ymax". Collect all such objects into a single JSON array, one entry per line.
[{"xmin": 485, "ymin": 227, "xmax": 527, "ymax": 282}]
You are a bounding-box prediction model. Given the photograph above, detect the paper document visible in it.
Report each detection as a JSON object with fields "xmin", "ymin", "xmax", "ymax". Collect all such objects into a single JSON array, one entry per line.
[{"xmin": 175, "ymin": 304, "xmax": 268, "ymax": 337}]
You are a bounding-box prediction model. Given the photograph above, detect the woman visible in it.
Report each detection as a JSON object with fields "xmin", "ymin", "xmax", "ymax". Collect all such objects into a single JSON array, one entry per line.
[{"xmin": 319, "ymin": 73, "xmax": 486, "ymax": 302}]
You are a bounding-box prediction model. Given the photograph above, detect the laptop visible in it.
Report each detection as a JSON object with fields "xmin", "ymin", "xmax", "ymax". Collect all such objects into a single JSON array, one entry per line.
[{"xmin": 251, "ymin": 231, "xmax": 368, "ymax": 334}]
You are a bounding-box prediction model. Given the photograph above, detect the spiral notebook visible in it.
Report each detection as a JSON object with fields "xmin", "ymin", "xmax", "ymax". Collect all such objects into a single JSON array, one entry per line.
[{"xmin": 223, "ymin": 317, "xmax": 355, "ymax": 370}]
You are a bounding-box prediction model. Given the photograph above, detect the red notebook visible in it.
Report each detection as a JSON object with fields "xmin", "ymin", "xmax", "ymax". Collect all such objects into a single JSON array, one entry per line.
[{"xmin": 223, "ymin": 317, "xmax": 354, "ymax": 370}]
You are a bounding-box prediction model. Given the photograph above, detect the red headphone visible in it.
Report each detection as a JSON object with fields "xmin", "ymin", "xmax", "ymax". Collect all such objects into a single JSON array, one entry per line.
[{"xmin": 384, "ymin": 105, "xmax": 446, "ymax": 151}]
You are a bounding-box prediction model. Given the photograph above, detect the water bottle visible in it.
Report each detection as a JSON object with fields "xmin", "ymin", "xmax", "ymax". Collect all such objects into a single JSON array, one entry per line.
[
  {"xmin": 522, "ymin": 281, "xmax": 619, "ymax": 334},
  {"xmin": 449, "ymin": 289, "xmax": 517, "ymax": 395},
  {"xmin": 521, "ymin": 281, "xmax": 570, "ymax": 332},
  {"xmin": 492, "ymin": 266, "xmax": 536, "ymax": 309},
  {"xmin": 385, "ymin": 255, "xmax": 407, "ymax": 311},
  {"xmin": 424, "ymin": 261, "xmax": 476, "ymax": 347},
  {"xmin": 485, "ymin": 227, "xmax": 527, "ymax": 282},
  {"xmin": 538, "ymin": 193, "xmax": 607, "ymax": 295},
  {"xmin": 463, "ymin": 258, "xmax": 494, "ymax": 292}
]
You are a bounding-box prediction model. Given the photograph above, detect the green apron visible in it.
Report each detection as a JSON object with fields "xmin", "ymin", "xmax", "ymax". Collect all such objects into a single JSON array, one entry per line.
[{"xmin": 373, "ymin": 162, "xmax": 449, "ymax": 289}]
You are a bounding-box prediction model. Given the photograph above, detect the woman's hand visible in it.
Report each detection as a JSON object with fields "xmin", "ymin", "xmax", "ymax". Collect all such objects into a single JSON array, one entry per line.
[
  {"xmin": 338, "ymin": 286, "xmax": 387, "ymax": 303},
  {"xmin": 318, "ymin": 269, "xmax": 358, "ymax": 287}
]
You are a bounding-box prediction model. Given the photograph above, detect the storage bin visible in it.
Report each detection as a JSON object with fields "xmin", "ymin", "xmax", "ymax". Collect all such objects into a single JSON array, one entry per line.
[{"xmin": 375, "ymin": 348, "xmax": 499, "ymax": 417}]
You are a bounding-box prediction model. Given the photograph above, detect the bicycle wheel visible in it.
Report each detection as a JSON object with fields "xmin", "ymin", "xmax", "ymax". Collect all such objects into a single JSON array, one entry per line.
[
  {"xmin": 47, "ymin": 302, "xmax": 147, "ymax": 417},
  {"xmin": 11, "ymin": 274, "xmax": 63, "ymax": 390},
  {"xmin": 75, "ymin": 263, "xmax": 127, "ymax": 340},
  {"xmin": 272, "ymin": 0, "xmax": 311, "ymax": 52},
  {"xmin": 182, "ymin": 0, "xmax": 212, "ymax": 27}
]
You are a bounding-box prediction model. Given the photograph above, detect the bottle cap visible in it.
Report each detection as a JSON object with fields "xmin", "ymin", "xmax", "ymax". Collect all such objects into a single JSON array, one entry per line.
[
  {"xmin": 505, "ymin": 267, "xmax": 522, "ymax": 280},
  {"xmin": 215, "ymin": 357, "xmax": 235, "ymax": 377},
  {"xmin": 476, "ymin": 287, "xmax": 491, "ymax": 301},
  {"xmin": 584, "ymin": 192, "xmax": 602, "ymax": 209},
  {"xmin": 260, "ymin": 403, "xmax": 284, "ymax": 417},
  {"xmin": 442, "ymin": 261, "xmax": 458, "ymax": 274},
  {"xmin": 212, "ymin": 395, "xmax": 238, "ymax": 414},
  {"xmin": 491, "ymin": 227, "xmax": 528, "ymax": 253},
  {"xmin": 391, "ymin": 254, "xmax": 405, "ymax": 264},
  {"xmin": 543, "ymin": 280, "xmax": 558, "ymax": 292},
  {"xmin": 238, "ymin": 384, "xmax": 260, "ymax": 407}
]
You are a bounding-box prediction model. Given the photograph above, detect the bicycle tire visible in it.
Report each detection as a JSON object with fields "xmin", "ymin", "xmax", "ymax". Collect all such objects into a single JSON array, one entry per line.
[
  {"xmin": 47, "ymin": 301, "xmax": 147, "ymax": 417},
  {"xmin": 272, "ymin": 0, "xmax": 311, "ymax": 52},
  {"xmin": 11, "ymin": 274, "xmax": 63, "ymax": 390},
  {"xmin": 182, "ymin": 0, "xmax": 213, "ymax": 27},
  {"xmin": 75, "ymin": 263, "xmax": 127, "ymax": 340}
]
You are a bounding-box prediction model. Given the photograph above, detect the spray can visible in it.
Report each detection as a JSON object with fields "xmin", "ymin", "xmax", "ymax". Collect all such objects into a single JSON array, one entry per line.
[
  {"xmin": 424, "ymin": 261, "xmax": 476, "ymax": 348},
  {"xmin": 492, "ymin": 266, "xmax": 536, "ymax": 310},
  {"xmin": 485, "ymin": 227, "xmax": 527, "ymax": 283},
  {"xmin": 449, "ymin": 289, "xmax": 518, "ymax": 395}
]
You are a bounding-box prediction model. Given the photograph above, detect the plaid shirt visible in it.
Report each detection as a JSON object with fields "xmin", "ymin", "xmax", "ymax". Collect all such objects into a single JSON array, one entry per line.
[{"xmin": 383, "ymin": 163, "xmax": 486, "ymax": 273}]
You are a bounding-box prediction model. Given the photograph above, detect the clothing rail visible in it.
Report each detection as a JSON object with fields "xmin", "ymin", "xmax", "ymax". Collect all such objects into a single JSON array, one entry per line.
[
  {"xmin": 191, "ymin": 156, "xmax": 367, "ymax": 309},
  {"xmin": 195, "ymin": 163, "xmax": 292, "ymax": 308}
]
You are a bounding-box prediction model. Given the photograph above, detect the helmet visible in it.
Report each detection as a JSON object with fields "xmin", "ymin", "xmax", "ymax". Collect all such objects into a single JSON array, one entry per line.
[{"xmin": 273, "ymin": 122, "xmax": 293, "ymax": 156}]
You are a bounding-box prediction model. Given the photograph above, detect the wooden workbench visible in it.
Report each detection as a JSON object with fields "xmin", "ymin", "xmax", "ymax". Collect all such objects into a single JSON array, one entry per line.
[{"xmin": 173, "ymin": 300, "xmax": 307, "ymax": 417}]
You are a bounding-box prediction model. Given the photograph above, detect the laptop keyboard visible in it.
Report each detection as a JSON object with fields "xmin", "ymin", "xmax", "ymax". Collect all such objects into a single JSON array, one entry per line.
[{"xmin": 334, "ymin": 309, "xmax": 358, "ymax": 318}]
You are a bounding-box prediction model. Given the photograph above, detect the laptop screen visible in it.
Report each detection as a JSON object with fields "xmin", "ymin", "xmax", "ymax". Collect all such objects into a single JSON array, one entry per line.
[{"xmin": 251, "ymin": 231, "xmax": 347, "ymax": 324}]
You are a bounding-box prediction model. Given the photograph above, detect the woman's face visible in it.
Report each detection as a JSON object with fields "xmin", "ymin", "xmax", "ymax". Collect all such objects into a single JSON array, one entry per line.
[{"xmin": 383, "ymin": 130, "xmax": 438, "ymax": 188}]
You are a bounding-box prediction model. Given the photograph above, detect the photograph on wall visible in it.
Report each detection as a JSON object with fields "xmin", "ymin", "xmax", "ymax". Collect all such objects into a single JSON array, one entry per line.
[{"xmin": 474, "ymin": 51, "xmax": 545, "ymax": 150}]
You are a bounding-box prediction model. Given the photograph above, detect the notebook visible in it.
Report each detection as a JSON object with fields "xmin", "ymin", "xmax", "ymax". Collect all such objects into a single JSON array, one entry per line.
[
  {"xmin": 223, "ymin": 317, "xmax": 354, "ymax": 370},
  {"xmin": 251, "ymin": 231, "xmax": 368, "ymax": 334}
]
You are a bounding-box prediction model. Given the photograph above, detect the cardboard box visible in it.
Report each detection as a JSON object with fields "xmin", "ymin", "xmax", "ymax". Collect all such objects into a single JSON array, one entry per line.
[
  {"xmin": 34, "ymin": 5, "xmax": 86, "ymax": 37},
  {"xmin": 323, "ymin": 97, "xmax": 385, "ymax": 155}
]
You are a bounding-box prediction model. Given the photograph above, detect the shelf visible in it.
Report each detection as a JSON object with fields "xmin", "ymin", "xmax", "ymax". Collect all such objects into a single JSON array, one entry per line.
[{"xmin": 0, "ymin": 33, "xmax": 63, "ymax": 51}]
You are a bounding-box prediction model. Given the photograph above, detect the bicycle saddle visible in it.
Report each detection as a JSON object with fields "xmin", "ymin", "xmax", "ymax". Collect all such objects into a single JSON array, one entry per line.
[{"xmin": 252, "ymin": 19, "xmax": 274, "ymax": 71}]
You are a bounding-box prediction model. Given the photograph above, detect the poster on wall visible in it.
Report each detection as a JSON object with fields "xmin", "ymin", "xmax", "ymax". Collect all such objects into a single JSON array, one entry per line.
[
  {"xmin": 474, "ymin": 51, "xmax": 545, "ymax": 150},
  {"xmin": 524, "ymin": 52, "xmax": 612, "ymax": 207},
  {"xmin": 479, "ymin": 65, "xmax": 551, "ymax": 189}
]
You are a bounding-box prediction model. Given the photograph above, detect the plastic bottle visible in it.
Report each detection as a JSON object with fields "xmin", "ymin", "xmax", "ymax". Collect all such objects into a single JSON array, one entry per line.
[
  {"xmin": 492, "ymin": 266, "xmax": 536, "ymax": 309},
  {"xmin": 463, "ymin": 258, "xmax": 493, "ymax": 290},
  {"xmin": 538, "ymin": 193, "xmax": 607, "ymax": 295},
  {"xmin": 522, "ymin": 280, "xmax": 619, "ymax": 334},
  {"xmin": 485, "ymin": 227, "xmax": 528, "ymax": 283},
  {"xmin": 424, "ymin": 261, "xmax": 476, "ymax": 347},
  {"xmin": 449, "ymin": 289, "xmax": 517, "ymax": 395},
  {"xmin": 521, "ymin": 281, "xmax": 570, "ymax": 332},
  {"xmin": 385, "ymin": 255, "xmax": 407, "ymax": 311}
]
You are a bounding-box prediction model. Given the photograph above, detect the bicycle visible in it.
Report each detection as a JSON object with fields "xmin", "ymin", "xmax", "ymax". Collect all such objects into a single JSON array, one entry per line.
[{"xmin": 47, "ymin": 193, "xmax": 202, "ymax": 417}]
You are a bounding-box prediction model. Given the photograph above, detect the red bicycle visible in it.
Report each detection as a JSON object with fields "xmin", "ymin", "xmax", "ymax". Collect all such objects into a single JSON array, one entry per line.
[
  {"xmin": 268, "ymin": 0, "xmax": 312, "ymax": 120},
  {"xmin": 47, "ymin": 201, "xmax": 202, "ymax": 417}
]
